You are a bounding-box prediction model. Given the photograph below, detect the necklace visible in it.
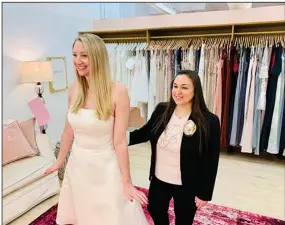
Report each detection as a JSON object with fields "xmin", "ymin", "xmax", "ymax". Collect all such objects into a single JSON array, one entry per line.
[{"xmin": 174, "ymin": 110, "xmax": 191, "ymax": 119}]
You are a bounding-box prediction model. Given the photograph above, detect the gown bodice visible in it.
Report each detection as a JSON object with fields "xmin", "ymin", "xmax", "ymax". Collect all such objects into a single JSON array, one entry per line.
[{"xmin": 68, "ymin": 108, "xmax": 114, "ymax": 152}]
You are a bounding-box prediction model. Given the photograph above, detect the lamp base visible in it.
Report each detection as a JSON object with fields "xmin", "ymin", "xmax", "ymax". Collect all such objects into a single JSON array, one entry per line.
[
  {"xmin": 40, "ymin": 124, "xmax": 48, "ymax": 134},
  {"xmin": 35, "ymin": 82, "xmax": 47, "ymax": 134},
  {"xmin": 35, "ymin": 82, "xmax": 46, "ymax": 104}
]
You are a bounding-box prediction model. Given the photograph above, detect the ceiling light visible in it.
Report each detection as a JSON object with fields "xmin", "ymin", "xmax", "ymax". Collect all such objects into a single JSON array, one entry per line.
[{"xmin": 148, "ymin": 3, "xmax": 177, "ymax": 14}]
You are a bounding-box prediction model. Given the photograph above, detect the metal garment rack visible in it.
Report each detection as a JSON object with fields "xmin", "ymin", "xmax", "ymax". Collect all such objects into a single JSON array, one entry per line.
[
  {"xmin": 79, "ymin": 20, "xmax": 285, "ymax": 158},
  {"xmin": 78, "ymin": 21, "xmax": 285, "ymax": 44}
]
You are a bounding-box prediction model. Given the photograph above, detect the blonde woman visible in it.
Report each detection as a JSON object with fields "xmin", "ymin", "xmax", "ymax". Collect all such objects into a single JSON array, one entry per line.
[{"xmin": 44, "ymin": 34, "xmax": 148, "ymax": 225}]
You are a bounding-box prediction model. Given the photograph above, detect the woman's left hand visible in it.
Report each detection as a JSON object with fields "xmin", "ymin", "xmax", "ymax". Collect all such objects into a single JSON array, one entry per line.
[
  {"xmin": 123, "ymin": 183, "xmax": 148, "ymax": 206},
  {"xmin": 195, "ymin": 196, "xmax": 208, "ymax": 209}
]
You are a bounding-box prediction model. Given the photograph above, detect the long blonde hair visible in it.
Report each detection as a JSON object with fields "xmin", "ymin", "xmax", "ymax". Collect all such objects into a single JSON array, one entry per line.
[{"xmin": 71, "ymin": 33, "xmax": 113, "ymax": 120}]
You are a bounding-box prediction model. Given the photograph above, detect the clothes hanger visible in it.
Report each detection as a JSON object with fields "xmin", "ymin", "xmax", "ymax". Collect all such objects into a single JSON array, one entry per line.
[
  {"xmin": 127, "ymin": 41, "xmax": 132, "ymax": 51},
  {"xmin": 123, "ymin": 41, "xmax": 128, "ymax": 50},
  {"xmin": 142, "ymin": 42, "xmax": 147, "ymax": 51},
  {"xmin": 276, "ymin": 34, "xmax": 281, "ymax": 47},
  {"xmin": 269, "ymin": 36, "xmax": 274, "ymax": 47},
  {"xmin": 241, "ymin": 36, "xmax": 245, "ymax": 48},
  {"xmin": 146, "ymin": 41, "xmax": 152, "ymax": 51},
  {"xmin": 248, "ymin": 35, "xmax": 250, "ymax": 47},
  {"xmin": 152, "ymin": 40, "xmax": 158, "ymax": 51},
  {"xmin": 166, "ymin": 39, "xmax": 173, "ymax": 50},
  {"xmin": 148, "ymin": 41, "xmax": 155, "ymax": 52},
  {"xmin": 280, "ymin": 35, "xmax": 285, "ymax": 47},
  {"xmin": 275, "ymin": 34, "xmax": 279, "ymax": 46},
  {"xmin": 185, "ymin": 39, "xmax": 192, "ymax": 50},
  {"xmin": 209, "ymin": 38, "xmax": 213, "ymax": 49},
  {"xmin": 216, "ymin": 37, "xmax": 220, "ymax": 48},
  {"xmin": 260, "ymin": 35, "xmax": 264, "ymax": 47},
  {"xmin": 126, "ymin": 41, "xmax": 131, "ymax": 50},
  {"xmin": 138, "ymin": 41, "xmax": 143, "ymax": 50},
  {"xmin": 197, "ymin": 38, "xmax": 202, "ymax": 50},
  {"xmin": 194, "ymin": 38, "xmax": 200, "ymax": 50},
  {"xmin": 204, "ymin": 38, "xmax": 208, "ymax": 49},
  {"xmin": 219, "ymin": 37, "xmax": 224, "ymax": 48},
  {"xmin": 131, "ymin": 42, "xmax": 137, "ymax": 51},
  {"xmin": 167, "ymin": 39, "xmax": 174, "ymax": 50},
  {"xmin": 158, "ymin": 40, "xmax": 162, "ymax": 50},
  {"xmin": 210, "ymin": 38, "xmax": 213, "ymax": 49},
  {"xmin": 212, "ymin": 37, "xmax": 217, "ymax": 48},
  {"xmin": 184, "ymin": 39, "xmax": 190, "ymax": 50},
  {"xmin": 195, "ymin": 38, "xmax": 200, "ymax": 50},
  {"xmin": 181, "ymin": 39, "xmax": 186, "ymax": 50},
  {"xmin": 181, "ymin": 39, "xmax": 187, "ymax": 49},
  {"xmin": 176, "ymin": 39, "xmax": 182, "ymax": 49},
  {"xmin": 173, "ymin": 39, "xmax": 180, "ymax": 50},
  {"xmin": 185, "ymin": 39, "xmax": 191, "ymax": 50},
  {"xmin": 207, "ymin": 38, "xmax": 211, "ymax": 49},
  {"xmin": 249, "ymin": 35, "xmax": 252, "ymax": 47},
  {"xmin": 208, "ymin": 38, "xmax": 212, "ymax": 49},
  {"xmin": 158, "ymin": 40, "xmax": 164, "ymax": 50},
  {"xmin": 120, "ymin": 42, "xmax": 125, "ymax": 51},
  {"xmin": 154, "ymin": 40, "xmax": 159, "ymax": 51},
  {"xmin": 126, "ymin": 40, "xmax": 131, "ymax": 50},
  {"xmin": 253, "ymin": 35, "xmax": 257, "ymax": 47},
  {"xmin": 212, "ymin": 37, "xmax": 215, "ymax": 48},
  {"xmin": 149, "ymin": 40, "xmax": 154, "ymax": 51},
  {"xmin": 130, "ymin": 41, "xmax": 135, "ymax": 51},
  {"xmin": 134, "ymin": 42, "xmax": 142, "ymax": 51},
  {"xmin": 135, "ymin": 42, "xmax": 140, "ymax": 51},
  {"xmin": 180, "ymin": 39, "xmax": 186, "ymax": 50},
  {"xmin": 254, "ymin": 35, "xmax": 257, "ymax": 46},
  {"xmin": 164, "ymin": 40, "xmax": 169, "ymax": 50},
  {"xmin": 166, "ymin": 39, "xmax": 174, "ymax": 50},
  {"xmin": 192, "ymin": 38, "xmax": 197, "ymax": 50},
  {"xmin": 155, "ymin": 40, "xmax": 160, "ymax": 50},
  {"xmin": 161, "ymin": 40, "xmax": 166, "ymax": 50}
]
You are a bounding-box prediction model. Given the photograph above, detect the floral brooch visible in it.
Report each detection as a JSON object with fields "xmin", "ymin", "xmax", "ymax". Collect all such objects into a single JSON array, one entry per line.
[{"xmin": 183, "ymin": 120, "xmax": 197, "ymax": 137}]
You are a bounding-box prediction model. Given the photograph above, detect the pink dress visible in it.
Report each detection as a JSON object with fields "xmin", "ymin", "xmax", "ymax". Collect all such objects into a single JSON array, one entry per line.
[
  {"xmin": 240, "ymin": 50, "xmax": 258, "ymax": 153},
  {"xmin": 213, "ymin": 56, "xmax": 223, "ymax": 124}
]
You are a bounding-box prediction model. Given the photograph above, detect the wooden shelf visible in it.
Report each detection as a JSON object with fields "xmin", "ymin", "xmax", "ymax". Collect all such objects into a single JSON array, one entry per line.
[{"xmin": 79, "ymin": 20, "xmax": 285, "ymax": 43}]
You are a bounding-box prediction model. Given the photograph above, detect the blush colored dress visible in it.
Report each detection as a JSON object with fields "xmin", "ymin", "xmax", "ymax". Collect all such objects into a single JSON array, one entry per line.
[{"xmin": 56, "ymin": 108, "xmax": 148, "ymax": 225}]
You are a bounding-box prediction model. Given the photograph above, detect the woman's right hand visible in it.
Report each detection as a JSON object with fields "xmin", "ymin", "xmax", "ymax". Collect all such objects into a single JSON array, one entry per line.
[{"xmin": 44, "ymin": 161, "xmax": 62, "ymax": 175}]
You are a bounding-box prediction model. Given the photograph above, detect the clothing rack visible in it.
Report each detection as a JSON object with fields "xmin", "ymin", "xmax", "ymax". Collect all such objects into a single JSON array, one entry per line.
[
  {"xmin": 81, "ymin": 21, "xmax": 285, "ymax": 159},
  {"xmin": 79, "ymin": 21, "xmax": 285, "ymax": 44}
]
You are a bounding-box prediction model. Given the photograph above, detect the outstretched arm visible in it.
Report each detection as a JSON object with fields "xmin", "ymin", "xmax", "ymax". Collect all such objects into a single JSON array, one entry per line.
[{"xmin": 128, "ymin": 102, "xmax": 164, "ymax": 146}]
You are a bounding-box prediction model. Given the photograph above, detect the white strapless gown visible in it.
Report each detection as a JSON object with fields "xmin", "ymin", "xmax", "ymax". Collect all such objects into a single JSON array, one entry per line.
[{"xmin": 56, "ymin": 108, "xmax": 148, "ymax": 225}]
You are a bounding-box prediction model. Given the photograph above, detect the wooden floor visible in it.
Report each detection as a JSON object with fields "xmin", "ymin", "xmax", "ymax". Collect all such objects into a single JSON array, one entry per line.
[{"xmin": 8, "ymin": 142, "xmax": 285, "ymax": 225}]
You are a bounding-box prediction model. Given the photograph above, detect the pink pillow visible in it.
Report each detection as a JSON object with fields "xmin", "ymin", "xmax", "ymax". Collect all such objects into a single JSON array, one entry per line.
[
  {"xmin": 18, "ymin": 118, "xmax": 39, "ymax": 154},
  {"xmin": 3, "ymin": 121, "xmax": 38, "ymax": 165}
]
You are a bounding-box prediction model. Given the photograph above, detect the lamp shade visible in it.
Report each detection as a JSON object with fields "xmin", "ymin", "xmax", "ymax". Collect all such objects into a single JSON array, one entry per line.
[
  {"xmin": 20, "ymin": 61, "xmax": 54, "ymax": 83},
  {"xmin": 227, "ymin": 3, "xmax": 252, "ymax": 10}
]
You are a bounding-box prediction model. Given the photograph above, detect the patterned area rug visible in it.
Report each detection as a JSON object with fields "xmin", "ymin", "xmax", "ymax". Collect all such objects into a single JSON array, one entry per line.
[{"xmin": 29, "ymin": 187, "xmax": 285, "ymax": 225}]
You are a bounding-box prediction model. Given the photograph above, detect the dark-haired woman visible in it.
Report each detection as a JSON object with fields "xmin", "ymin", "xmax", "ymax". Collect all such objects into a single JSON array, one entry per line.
[{"xmin": 128, "ymin": 70, "xmax": 221, "ymax": 225}]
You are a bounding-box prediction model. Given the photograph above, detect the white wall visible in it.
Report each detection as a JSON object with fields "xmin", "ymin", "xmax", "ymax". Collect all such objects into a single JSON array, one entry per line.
[
  {"xmin": 101, "ymin": 3, "xmax": 152, "ymax": 19},
  {"xmin": 3, "ymin": 2, "xmax": 153, "ymax": 145},
  {"xmin": 3, "ymin": 3, "xmax": 100, "ymax": 144}
]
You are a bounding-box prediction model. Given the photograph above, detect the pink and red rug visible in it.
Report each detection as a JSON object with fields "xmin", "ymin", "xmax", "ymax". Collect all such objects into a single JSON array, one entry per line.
[{"xmin": 29, "ymin": 187, "xmax": 284, "ymax": 225}]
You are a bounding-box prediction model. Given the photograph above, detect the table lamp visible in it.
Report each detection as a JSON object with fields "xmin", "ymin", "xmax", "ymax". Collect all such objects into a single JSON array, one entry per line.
[
  {"xmin": 227, "ymin": 3, "xmax": 252, "ymax": 10},
  {"xmin": 20, "ymin": 61, "xmax": 54, "ymax": 133}
]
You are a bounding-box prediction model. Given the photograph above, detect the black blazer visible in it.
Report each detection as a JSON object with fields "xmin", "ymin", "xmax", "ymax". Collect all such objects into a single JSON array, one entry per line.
[{"xmin": 129, "ymin": 102, "xmax": 221, "ymax": 201}]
